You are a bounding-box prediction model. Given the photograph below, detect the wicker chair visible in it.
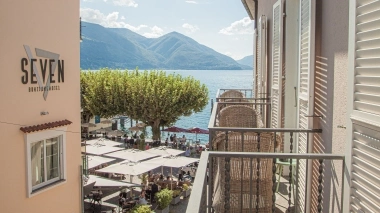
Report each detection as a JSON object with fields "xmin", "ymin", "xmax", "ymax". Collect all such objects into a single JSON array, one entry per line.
[
  {"xmin": 218, "ymin": 105, "xmax": 264, "ymax": 128},
  {"xmin": 219, "ymin": 90, "xmax": 245, "ymax": 102},
  {"xmin": 212, "ymin": 132, "xmax": 281, "ymax": 213}
]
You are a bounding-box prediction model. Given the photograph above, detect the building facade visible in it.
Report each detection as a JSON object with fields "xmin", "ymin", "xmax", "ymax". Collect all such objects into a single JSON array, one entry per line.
[
  {"xmin": 244, "ymin": 0, "xmax": 380, "ymax": 212},
  {"xmin": 0, "ymin": 0, "xmax": 81, "ymax": 212}
]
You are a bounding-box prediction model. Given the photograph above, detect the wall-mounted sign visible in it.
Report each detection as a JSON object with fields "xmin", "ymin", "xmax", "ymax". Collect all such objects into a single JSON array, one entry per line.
[{"xmin": 21, "ymin": 45, "xmax": 65, "ymax": 100}]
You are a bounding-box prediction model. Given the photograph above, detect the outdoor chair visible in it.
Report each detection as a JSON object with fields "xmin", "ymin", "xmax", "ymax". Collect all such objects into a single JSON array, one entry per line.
[
  {"xmin": 211, "ymin": 131, "xmax": 281, "ymax": 213},
  {"xmin": 219, "ymin": 90, "xmax": 245, "ymax": 102},
  {"xmin": 218, "ymin": 105, "xmax": 264, "ymax": 128}
]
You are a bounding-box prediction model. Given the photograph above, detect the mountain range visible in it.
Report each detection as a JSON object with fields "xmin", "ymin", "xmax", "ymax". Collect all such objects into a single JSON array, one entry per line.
[
  {"xmin": 80, "ymin": 22, "xmax": 252, "ymax": 70},
  {"xmin": 236, "ymin": 55, "xmax": 253, "ymax": 68}
]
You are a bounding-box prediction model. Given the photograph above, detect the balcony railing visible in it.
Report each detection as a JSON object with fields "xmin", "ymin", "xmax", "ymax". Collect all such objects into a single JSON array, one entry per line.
[{"xmin": 187, "ymin": 152, "xmax": 345, "ymax": 213}]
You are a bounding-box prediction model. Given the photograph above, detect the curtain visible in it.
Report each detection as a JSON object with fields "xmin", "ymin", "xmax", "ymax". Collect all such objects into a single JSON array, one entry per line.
[{"xmin": 31, "ymin": 140, "xmax": 44, "ymax": 186}]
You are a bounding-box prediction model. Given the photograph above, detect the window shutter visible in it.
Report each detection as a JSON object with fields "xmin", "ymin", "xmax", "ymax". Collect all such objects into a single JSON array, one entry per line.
[
  {"xmin": 256, "ymin": 16, "xmax": 267, "ymax": 121},
  {"xmin": 348, "ymin": 0, "xmax": 380, "ymax": 212},
  {"xmin": 296, "ymin": 0, "xmax": 316, "ymax": 211},
  {"xmin": 271, "ymin": 0, "xmax": 283, "ymax": 128},
  {"xmin": 253, "ymin": 28, "xmax": 257, "ymax": 98}
]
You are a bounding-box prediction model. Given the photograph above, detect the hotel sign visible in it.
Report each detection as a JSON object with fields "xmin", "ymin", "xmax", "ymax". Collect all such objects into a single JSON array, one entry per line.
[{"xmin": 21, "ymin": 45, "xmax": 65, "ymax": 100}]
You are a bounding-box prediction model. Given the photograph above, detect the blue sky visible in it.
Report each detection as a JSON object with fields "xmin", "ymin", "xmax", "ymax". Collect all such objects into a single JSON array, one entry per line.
[{"xmin": 80, "ymin": 0, "xmax": 254, "ymax": 60}]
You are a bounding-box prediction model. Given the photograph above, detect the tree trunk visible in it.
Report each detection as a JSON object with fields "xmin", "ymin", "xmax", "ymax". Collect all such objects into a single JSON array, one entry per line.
[{"xmin": 152, "ymin": 119, "xmax": 161, "ymax": 141}]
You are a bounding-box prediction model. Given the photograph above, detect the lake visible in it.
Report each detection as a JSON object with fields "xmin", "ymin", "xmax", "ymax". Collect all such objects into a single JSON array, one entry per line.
[{"xmin": 159, "ymin": 70, "xmax": 253, "ymax": 144}]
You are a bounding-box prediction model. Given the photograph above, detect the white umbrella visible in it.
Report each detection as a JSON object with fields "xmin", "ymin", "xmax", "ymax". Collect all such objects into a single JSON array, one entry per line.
[
  {"xmin": 104, "ymin": 149, "xmax": 159, "ymax": 162},
  {"xmin": 87, "ymin": 156, "xmax": 117, "ymax": 169},
  {"xmin": 86, "ymin": 138, "xmax": 123, "ymax": 147},
  {"xmin": 145, "ymin": 156, "xmax": 199, "ymax": 186},
  {"xmin": 85, "ymin": 175, "xmax": 140, "ymax": 188},
  {"xmin": 147, "ymin": 156, "xmax": 199, "ymax": 168},
  {"xmin": 96, "ymin": 161, "xmax": 161, "ymax": 176},
  {"xmin": 145, "ymin": 146, "xmax": 185, "ymax": 157},
  {"xmin": 84, "ymin": 145, "xmax": 124, "ymax": 155},
  {"xmin": 107, "ymin": 130, "xmax": 125, "ymax": 137},
  {"xmin": 82, "ymin": 123, "xmax": 97, "ymax": 128}
]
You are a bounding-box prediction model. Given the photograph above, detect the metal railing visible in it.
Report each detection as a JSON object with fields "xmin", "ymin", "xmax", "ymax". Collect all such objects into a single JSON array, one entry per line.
[{"xmin": 186, "ymin": 152, "xmax": 345, "ymax": 213}]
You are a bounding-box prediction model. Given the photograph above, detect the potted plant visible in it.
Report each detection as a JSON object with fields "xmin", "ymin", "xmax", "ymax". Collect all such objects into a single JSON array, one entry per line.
[
  {"xmin": 131, "ymin": 204, "xmax": 153, "ymax": 213},
  {"xmin": 171, "ymin": 190, "xmax": 181, "ymax": 205},
  {"xmin": 182, "ymin": 184, "xmax": 191, "ymax": 197},
  {"xmin": 155, "ymin": 188, "xmax": 172, "ymax": 213}
]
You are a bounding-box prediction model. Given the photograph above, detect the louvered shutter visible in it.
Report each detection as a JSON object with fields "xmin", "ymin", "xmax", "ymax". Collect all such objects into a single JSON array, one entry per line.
[
  {"xmin": 271, "ymin": 0, "xmax": 283, "ymax": 128},
  {"xmin": 256, "ymin": 16, "xmax": 267, "ymax": 121},
  {"xmin": 348, "ymin": 0, "xmax": 380, "ymax": 212},
  {"xmin": 296, "ymin": 0, "xmax": 316, "ymax": 211}
]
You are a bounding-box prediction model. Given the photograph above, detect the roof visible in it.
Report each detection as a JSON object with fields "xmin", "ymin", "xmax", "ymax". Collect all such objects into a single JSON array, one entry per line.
[
  {"xmin": 241, "ymin": 0, "xmax": 255, "ymax": 20},
  {"xmin": 20, "ymin": 119, "xmax": 72, "ymax": 133}
]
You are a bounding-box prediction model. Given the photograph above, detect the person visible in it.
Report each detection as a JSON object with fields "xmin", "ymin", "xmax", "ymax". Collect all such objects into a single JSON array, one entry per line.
[
  {"xmin": 151, "ymin": 182, "xmax": 159, "ymax": 203},
  {"xmin": 145, "ymin": 143, "xmax": 150, "ymax": 150},
  {"xmin": 178, "ymin": 171, "xmax": 183, "ymax": 181},
  {"xmin": 185, "ymin": 147, "xmax": 191, "ymax": 157},
  {"xmin": 159, "ymin": 174, "xmax": 164, "ymax": 181},
  {"xmin": 133, "ymin": 132, "xmax": 137, "ymax": 139},
  {"xmin": 124, "ymin": 136, "xmax": 129, "ymax": 148},
  {"xmin": 139, "ymin": 190, "xmax": 148, "ymax": 205},
  {"xmin": 169, "ymin": 134, "xmax": 174, "ymax": 142},
  {"xmin": 165, "ymin": 138, "xmax": 168, "ymax": 147},
  {"xmin": 173, "ymin": 134, "xmax": 177, "ymax": 143}
]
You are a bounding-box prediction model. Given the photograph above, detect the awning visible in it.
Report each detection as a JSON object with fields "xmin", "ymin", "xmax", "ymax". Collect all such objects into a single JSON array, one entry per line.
[
  {"xmin": 20, "ymin": 119, "xmax": 72, "ymax": 133},
  {"xmin": 85, "ymin": 175, "xmax": 140, "ymax": 188}
]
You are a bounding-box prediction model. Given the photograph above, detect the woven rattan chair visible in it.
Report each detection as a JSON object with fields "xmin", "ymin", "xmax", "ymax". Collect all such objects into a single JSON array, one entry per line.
[
  {"xmin": 212, "ymin": 132, "xmax": 281, "ymax": 213},
  {"xmin": 219, "ymin": 90, "xmax": 245, "ymax": 102},
  {"xmin": 218, "ymin": 105, "xmax": 264, "ymax": 128}
]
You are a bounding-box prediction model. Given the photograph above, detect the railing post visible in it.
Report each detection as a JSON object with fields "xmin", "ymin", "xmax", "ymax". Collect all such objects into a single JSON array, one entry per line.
[
  {"xmin": 256, "ymin": 133, "xmax": 261, "ymax": 213},
  {"xmin": 208, "ymin": 156, "xmax": 213, "ymax": 213},
  {"xmin": 317, "ymin": 159, "xmax": 324, "ymax": 213}
]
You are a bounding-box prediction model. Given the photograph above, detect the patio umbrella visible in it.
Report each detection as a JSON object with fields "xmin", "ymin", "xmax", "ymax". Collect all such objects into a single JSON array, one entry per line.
[
  {"xmin": 100, "ymin": 119, "xmax": 113, "ymax": 124},
  {"xmin": 84, "ymin": 145, "xmax": 124, "ymax": 156},
  {"xmin": 107, "ymin": 130, "xmax": 125, "ymax": 137},
  {"xmin": 87, "ymin": 156, "xmax": 117, "ymax": 169},
  {"xmin": 188, "ymin": 127, "xmax": 209, "ymax": 141},
  {"xmin": 96, "ymin": 161, "xmax": 161, "ymax": 176},
  {"xmin": 162, "ymin": 126, "xmax": 190, "ymax": 133},
  {"xmin": 104, "ymin": 149, "xmax": 160, "ymax": 162},
  {"xmin": 81, "ymin": 123, "xmax": 96, "ymax": 128},
  {"xmin": 145, "ymin": 146, "xmax": 185, "ymax": 157},
  {"xmin": 145, "ymin": 156, "xmax": 199, "ymax": 186},
  {"xmin": 86, "ymin": 138, "xmax": 123, "ymax": 147},
  {"xmin": 85, "ymin": 175, "xmax": 140, "ymax": 188},
  {"xmin": 129, "ymin": 126, "xmax": 142, "ymax": 131},
  {"xmin": 136, "ymin": 122, "xmax": 147, "ymax": 128}
]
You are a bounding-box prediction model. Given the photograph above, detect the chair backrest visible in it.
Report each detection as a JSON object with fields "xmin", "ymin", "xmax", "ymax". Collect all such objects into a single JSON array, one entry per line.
[
  {"xmin": 218, "ymin": 105, "xmax": 264, "ymax": 128},
  {"xmin": 219, "ymin": 90, "xmax": 244, "ymax": 99}
]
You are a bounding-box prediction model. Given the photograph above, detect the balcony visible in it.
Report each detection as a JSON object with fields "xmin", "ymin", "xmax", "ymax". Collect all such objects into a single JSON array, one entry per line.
[{"xmin": 187, "ymin": 89, "xmax": 345, "ymax": 213}]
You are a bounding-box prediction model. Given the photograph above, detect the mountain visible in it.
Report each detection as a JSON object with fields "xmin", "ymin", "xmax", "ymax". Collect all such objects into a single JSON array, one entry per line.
[
  {"xmin": 80, "ymin": 22, "xmax": 251, "ymax": 70},
  {"xmin": 236, "ymin": 55, "xmax": 254, "ymax": 68}
]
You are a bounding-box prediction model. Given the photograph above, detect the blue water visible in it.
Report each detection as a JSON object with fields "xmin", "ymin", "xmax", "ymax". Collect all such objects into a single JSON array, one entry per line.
[{"xmin": 157, "ymin": 70, "xmax": 253, "ymax": 144}]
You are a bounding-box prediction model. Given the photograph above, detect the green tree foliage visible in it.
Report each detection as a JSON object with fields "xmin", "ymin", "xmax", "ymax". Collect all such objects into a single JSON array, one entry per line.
[{"xmin": 81, "ymin": 69, "xmax": 208, "ymax": 140}]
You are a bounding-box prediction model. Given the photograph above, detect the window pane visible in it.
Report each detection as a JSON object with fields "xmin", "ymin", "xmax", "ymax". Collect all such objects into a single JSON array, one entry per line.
[
  {"xmin": 31, "ymin": 140, "xmax": 44, "ymax": 186},
  {"xmin": 46, "ymin": 137, "xmax": 60, "ymax": 180}
]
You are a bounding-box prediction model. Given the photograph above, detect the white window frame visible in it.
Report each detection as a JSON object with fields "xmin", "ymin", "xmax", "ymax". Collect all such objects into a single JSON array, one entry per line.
[{"xmin": 25, "ymin": 126, "xmax": 67, "ymax": 197}]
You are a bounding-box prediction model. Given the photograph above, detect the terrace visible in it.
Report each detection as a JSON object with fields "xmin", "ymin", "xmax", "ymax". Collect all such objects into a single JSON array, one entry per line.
[{"xmin": 187, "ymin": 89, "xmax": 346, "ymax": 213}]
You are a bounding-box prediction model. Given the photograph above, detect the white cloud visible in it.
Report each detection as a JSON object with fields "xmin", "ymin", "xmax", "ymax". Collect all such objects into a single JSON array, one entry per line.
[
  {"xmin": 219, "ymin": 17, "xmax": 253, "ymax": 35},
  {"xmin": 80, "ymin": 8, "xmax": 148, "ymax": 32},
  {"xmin": 182, "ymin": 23, "xmax": 199, "ymax": 33},
  {"xmin": 185, "ymin": 1, "xmax": 198, "ymax": 4},
  {"xmin": 113, "ymin": 0, "xmax": 138, "ymax": 7},
  {"xmin": 143, "ymin": 26, "xmax": 164, "ymax": 38}
]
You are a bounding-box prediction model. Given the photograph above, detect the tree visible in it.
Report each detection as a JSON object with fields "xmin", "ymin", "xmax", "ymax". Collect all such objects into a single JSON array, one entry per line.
[
  {"xmin": 123, "ymin": 70, "xmax": 208, "ymax": 140},
  {"xmin": 81, "ymin": 69, "xmax": 209, "ymax": 140}
]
